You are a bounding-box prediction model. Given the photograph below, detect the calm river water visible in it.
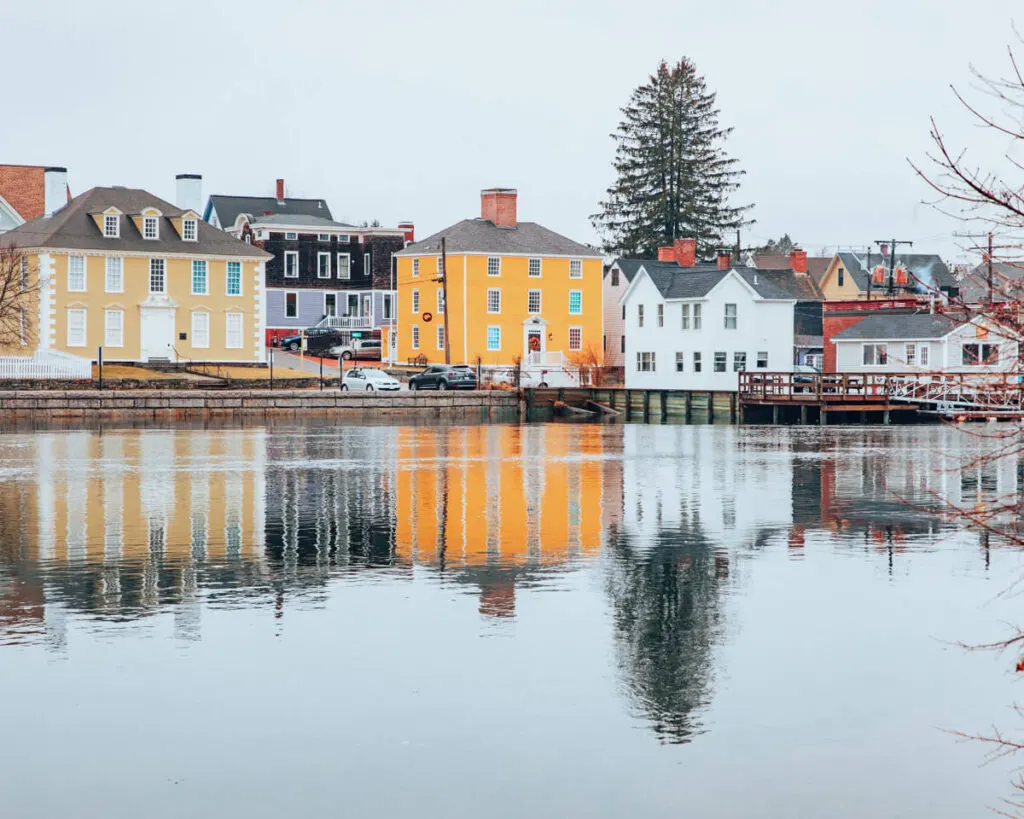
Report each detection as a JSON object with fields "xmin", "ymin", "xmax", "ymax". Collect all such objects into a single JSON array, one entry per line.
[{"xmin": 0, "ymin": 421, "xmax": 1021, "ymax": 818}]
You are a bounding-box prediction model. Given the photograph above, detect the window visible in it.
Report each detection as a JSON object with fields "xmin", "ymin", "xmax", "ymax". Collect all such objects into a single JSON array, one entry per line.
[
  {"xmin": 529, "ymin": 258, "xmax": 542, "ymax": 278},
  {"xmin": 693, "ymin": 352, "xmax": 702, "ymax": 372},
  {"xmin": 191, "ymin": 260, "xmax": 208, "ymax": 295},
  {"xmin": 244, "ymin": 234, "xmax": 251, "ymax": 244},
  {"xmin": 20, "ymin": 257, "xmax": 28, "ymax": 290},
  {"xmin": 569, "ymin": 290, "xmax": 582, "ymax": 315},
  {"xmin": 611, "ymin": 268, "xmax": 619, "ymax": 286},
  {"xmin": 638, "ymin": 304, "xmax": 644, "ymax": 328},
  {"xmin": 338, "ymin": 234, "xmax": 350, "ymax": 243},
  {"xmin": 68, "ymin": 255, "xmax": 86, "ymax": 291},
  {"xmin": 318, "ymin": 233, "xmax": 330, "ymax": 241},
  {"xmin": 225, "ymin": 312, "xmax": 243, "ymax": 349},
  {"xmin": 411, "ymin": 325, "xmax": 420, "ymax": 349},
  {"xmin": 482, "ymin": 256, "xmax": 499, "ymax": 277},
  {"xmin": 149, "ymin": 258, "xmax": 165, "ymax": 293},
  {"xmin": 67, "ymin": 308, "xmax": 86, "ymax": 347},
  {"xmin": 365, "ymin": 252, "xmax": 371, "ymax": 275},
  {"xmin": 411, "ymin": 289, "xmax": 420, "ymax": 313},
  {"xmin": 436, "ymin": 255, "xmax": 443, "ymax": 277},
  {"xmin": 693, "ymin": 303, "xmax": 702, "ymax": 330},
  {"xmin": 620, "ymin": 336, "xmax": 626, "ymax": 354},
  {"xmin": 285, "ymin": 292, "xmax": 298, "ymax": 318},
  {"xmin": 325, "ymin": 293, "xmax": 337, "ymax": 317},
  {"xmin": 675, "ymin": 352, "xmax": 684, "ymax": 372},
  {"xmin": 143, "ymin": 215, "xmax": 159, "ymax": 240},
  {"xmin": 437, "ymin": 289, "xmax": 445, "ymax": 313},
  {"xmin": 182, "ymin": 218, "xmax": 197, "ymax": 241},
  {"xmin": 318, "ymin": 252, "xmax": 331, "ymax": 279},
  {"xmin": 636, "ymin": 351, "xmax": 656, "ymax": 372},
  {"xmin": 103, "ymin": 214, "xmax": 119, "ymax": 238},
  {"xmin": 838, "ymin": 267, "xmax": 845, "ymax": 287},
  {"xmin": 104, "ymin": 309, "xmax": 123, "ymax": 347},
  {"xmin": 756, "ymin": 351, "xmax": 768, "ymax": 369},
  {"xmin": 681, "ymin": 304, "xmax": 690, "ymax": 329},
  {"xmin": 285, "ymin": 231, "xmax": 298, "ymax": 240},
  {"xmin": 105, "ymin": 257, "xmax": 123, "ymax": 293},
  {"xmin": 226, "ymin": 261, "xmax": 241, "ymax": 296},
  {"xmin": 657, "ymin": 303, "xmax": 664, "ymax": 327},
  {"xmin": 733, "ymin": 352, "xmax": 747, "ymax": 372},
  {"xmin": 487, "ymin": 288, "xmax": 501, "ymax": 313},
  {"xmin": 337, "ymin": 253, "xmax": 350, "ymax": 280},
  {"xmin": 285, "ymin": 251, "xmax": 299, "ymax": 278},
  {"xmin": 905, "ymin": 343, "xmax": 916, "ymax": 366},
  {"xmin": 382, "ymin": 293, "xmax": 392, "ymax": 320},
  {"xmin": 963, "ymin": 343, "xmax": 998, "ymax": 366},
  {"xmin": 920, "ymin": 344, "xmax": 930, "ymax": 366},
  {"xmin": 19, "ymin": 308, "xmax": 26, "ymax": 345},
  {"xmin": 191, "ymin": 311, "xmax": 210, "ymax": 348},
  {"xmin": 621, "ymin": 305, "xmax": 625, "ymax": 321},
  {"xmin": 437, "ymin": 325, "xmax": 445, "ymax": 350},
  {"xmin": 724, "ymin": 303, "xmax": 737, "ymax": 329},
  {"xmin": 714, "ymin": 351, "xmax": 727, "ymax": 372},
  {"xmin": 487, "ymin": 325, "xmax": 501, "ymax": 351},
  {"xmin": 412, "ymin": 258, "xmax": 420, "ymax": 278},
  {"xmin": 569, "ymin": 259, "xmax": 583, "ymax": 279},
  {"xmin": 528, "ymin": 289, "xmax": 542, "ymax": 314},
  {"xmin": 862, "ymin": 343, "xmax": 888, "ymax": 366},
  {"xmin": 569, "ymin": 327, "xmax": 582, "ymax": 351}
]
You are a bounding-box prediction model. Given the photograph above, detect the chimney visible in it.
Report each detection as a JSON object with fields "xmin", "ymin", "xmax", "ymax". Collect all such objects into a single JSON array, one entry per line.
[
  {"xmin": 789, "ymin": 248, "xmax": 808, "ymax": 275},
  {"xmin": 43, "ymin": 166, "xmax": 68, "ymax": 217},
  {"xmin": 674, "ymin": 238, "xmax": 697, "ymax": 268},
  {"xmin": 880, "ymin": 243, "xmax": 889, "ymax": 260},
  {"xmin": 481, "ymin": 188, "xmax": 517, "ymax": 228},
  {"xmin": 398, "ymin": 222, "xmax": 415, "ymax": 244},
  {"xmin": 717, "ymin": 252, "xmax": 731, "ymax": 271},
  {"xmin": 276, "ymin": 178, "xmax": 285, "ymax": 203},
  {"xmin": 658, "ymin": 246, "xmax": 675, "ymax": 262},
  {"xmin": 175, "ymin": 173, "xmax": 202, "ymax": 213}
]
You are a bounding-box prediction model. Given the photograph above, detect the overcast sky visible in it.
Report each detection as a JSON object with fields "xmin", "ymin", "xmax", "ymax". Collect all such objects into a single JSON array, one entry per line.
[{"xmin": 3, "ymin": 0, "xmax": 1021, "ymax": 261}]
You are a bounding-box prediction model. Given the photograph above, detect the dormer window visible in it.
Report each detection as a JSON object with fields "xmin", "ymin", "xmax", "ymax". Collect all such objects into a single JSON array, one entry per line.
[
  {"xmin": 143, "ymin": 215, "xmax": 159, "ymax": 240},
  {"xmin": 103, "ymin": 214, "xmax": 120, "ymax": 238},
  {"xmin": 182, "ymin": 218, "xmax": 197, "ymax": 241}
]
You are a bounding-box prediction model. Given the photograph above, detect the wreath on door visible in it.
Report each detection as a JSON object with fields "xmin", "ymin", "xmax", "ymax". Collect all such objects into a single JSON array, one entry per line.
[{"xmin": 528, "ymin": 335, "xmax": 541, "ymax": 352}]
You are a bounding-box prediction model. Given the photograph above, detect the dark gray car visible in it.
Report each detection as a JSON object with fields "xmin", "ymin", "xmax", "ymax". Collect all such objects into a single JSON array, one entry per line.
[{"xmin": 408, "ymin": 364, "xmax": 477, "ymax": 391}]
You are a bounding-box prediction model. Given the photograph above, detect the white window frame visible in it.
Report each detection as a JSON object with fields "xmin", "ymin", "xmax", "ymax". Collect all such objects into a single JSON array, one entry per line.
[
  {"xmin": 191, "ymin": 311, "xmax": 210, "ymax": 349},
  {"xmin": 191, "ymin": 260, "xmax": 208, "ymax": 295},
  {"xmin": 226, "ymin": 261, "xmax": 242, "ymax": 296},
  {"xmin": 336, "ymin": 253, "xmax": 351, "ymax": 280},
  {"xmin": 437, "ymin": 324, "xmax": 445, "ymax": 350},
  {"xmin": 681, "ymin": 303, "xmax": 690, "ymax": 329},
  {"xmin": 338, "ymin": 234, "xmax": 350, "ymax": 243},
  {"xmin": 284, "ymin": 251, "xmax": 299, "ymax": 278},
  {"xmin": 143, "ymin": 215, "xmax": 159, "ymax": 240},
  {"xmin": 528, "ymin": 258, "xmax": 542, "ymax": 278},
  {"xmin": 724, "ymin": 303, "xmax": 737, "ymax": 329},
  {"xmin": 412, "ymin": 258, "xmax": 420, "ymax": 278},
  {"xmin": 437, "ymin": 289, "xmax": 445, "ymax": 313},
  {"xmin": 675, "ymin": 352, "xmax": 684, "ymax": 372},
  {"xmin": 411, "ymin": 289, "xmax": 420, "ymax": 313},
  {"xmin": 568, "ymin": 290, "xmax": 582, "ymax": 315},
  {"xmin": 149, "ymin": 258, "xmax": 166, "ymax": 294},
  {"xmin": 318, "ymin": 233, "xmax": 330, "ymax": 241},
  {"xmin": 733, "ymin": 351, "xmax": 747, "ymax": 372},
  {"xmin": 411, "ymin": 325, "xmax": 420, "ymax": 350},
  {"xmin": 487, "ymin": 257, "xmax": 501, "ymax": 277},
  {"xmin": 225, "ymin": 312, "xmax": 244, "ymax": 349},
  {"xmin": 104, "ymin": 256, "xmax": 123, "ymax": 293},
  {"xmin": 284, "ymin": 291, "xmax": 298, "ymax": 319},
  {"xmin": 637, "ymin": 304, "xmax": 644, "ymax": 328},
  {"xmin": 756, "ymin": 351, "xmax": 768, "ymax": 369},
  {"xmin": 487, "ymin": 288, "xmax": 501, "ymax": 314},
  {"xmin": 568, "ymin": 326, "xmax": 582, "ymax": 351},
  {"xmin": 657, "ymin": 303, "xmax": 664, "ymax": 327},
  {"xmin": 693, "ymin": 352, "xmax": 702, "ymax": 372},
  {"xmin": 636, "ymin": 351, "xmax": 655, "ymax": 372},
  {"xmin": 920, "ymin": 344, "xmax": 930, "ymax": 367},
  {"xmin": 285, "ymin": 231, "xmax": 298, "ymax": 240},
  {"xmin": 862, "ymin": 343, "xmax": 889, "ymax": 366},
  {"xmin": 569, "ymin": 259, "xmax": 583, "ymax": 279},
  {"xmin": 905, "ymin": 342, "xmax": 916, "ymax": 366},
  {"xmin": 487, "ymin": 325, "xmax": 501, "ymax": 351},
  {"xmin": 365, "ymin": 252, "xmax": 371, "ymax": 275},
  {"xmin": 714, "ymin": 351, "xmax": 727, "ymax": 372},
  {"xmin": 103, "ymin": 214, "xmax": 120, "ymax": 238},
  {"xmin": 527, "ymin": 289, "xmax": 542, "ymax": 314},
  {"xmin": 104, "ymin": 309, "xmax": 123, "ymax": 348},
  {"xmin": 66, "ymin": 307, "xmax": 86, "ymax": 347},
  {"xmin": 693, "ymin": 303, "xmax": 702, "ymax": 330},
  {"xmin": 68, "ymin": 255, "xmax": 86, "ymax": 292},
  {"xmin": 182, "ymin": 218, "xmax": 198, "ymax": 242},
  {"xmin": 382, "ymin": 293, "xmax": 392, "ymax": 320},
  {"xmin": 318, "ymin": 252, "xmax": 331, "ymax": 279}
]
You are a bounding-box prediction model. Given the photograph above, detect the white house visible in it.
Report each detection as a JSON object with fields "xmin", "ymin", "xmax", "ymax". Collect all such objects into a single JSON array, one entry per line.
[
  {"xmin": 620, "ymin": 261, "xmax": 797, "ymax": 391},
  {"xmin": 832, "ymin": 313, "xmax": 1020, "ymax": 373}
]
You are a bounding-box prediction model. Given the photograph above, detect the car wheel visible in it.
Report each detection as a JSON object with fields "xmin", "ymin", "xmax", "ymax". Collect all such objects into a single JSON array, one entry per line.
[
  {"xmin": 538, "ymin": 382, "xmax": 548, "ymax": 388},
  {"xmin": 438, "ymin": 380, "xmax": 449, "ymax": 391},
  {"xmin": 366, "ymin": 384, "xmax": 374, "ymax": 392},
  {"xmin": 340, "ymin": 384, "xmax": 348, "ymax": 391},
  {"xmin": 341, "ymin": 351, "xmax": 352, "ymax": 360},
  {"xmin": 287, "ymin": 341, "xmax": 300, "ymax": 352}
]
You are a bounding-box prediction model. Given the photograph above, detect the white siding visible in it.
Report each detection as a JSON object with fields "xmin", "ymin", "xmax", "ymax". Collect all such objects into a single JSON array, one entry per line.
[
  {"xmin": 835, "ymin": 323, "xmax": 1019, "ymax": 374},
  {"xmin": 603, "ymin": 265, "xmax": 629, "ymax": 368}
]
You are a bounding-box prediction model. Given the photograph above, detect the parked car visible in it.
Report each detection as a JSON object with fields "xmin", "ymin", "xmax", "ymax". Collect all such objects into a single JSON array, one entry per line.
[
  {"xmin": 408, "ymin": 364, "xmax": 477, "ymax": 391},
  {"xmin": 330, "ymin": 338, "xmax": 382, "ymax": 361},
  {"xmin": 279, "ymin": 328, "xmax": 345, "ymax": 355},
  {"xmin": 341, "ymin": 368, "xmax": 400, "ymax": 392}
]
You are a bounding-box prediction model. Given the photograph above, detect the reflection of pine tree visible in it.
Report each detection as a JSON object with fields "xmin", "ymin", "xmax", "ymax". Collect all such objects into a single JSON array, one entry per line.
[{"xmin": 606, "ymin": 529, "xmax": 726, "ymax": 744}]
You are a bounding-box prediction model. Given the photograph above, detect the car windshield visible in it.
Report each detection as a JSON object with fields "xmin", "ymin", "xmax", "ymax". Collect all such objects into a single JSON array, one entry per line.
[{"xmin": 361, "ymin": 369, "xmax": 389, "ymax": 379}]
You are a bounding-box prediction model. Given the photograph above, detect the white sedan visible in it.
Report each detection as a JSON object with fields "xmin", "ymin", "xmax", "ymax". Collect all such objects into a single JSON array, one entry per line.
[{"xmin": 340, "ymin": 368, "xmax": 401, "ymax": 392}]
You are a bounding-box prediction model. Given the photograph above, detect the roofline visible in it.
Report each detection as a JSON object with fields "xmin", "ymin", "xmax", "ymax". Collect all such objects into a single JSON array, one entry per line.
[
  {"xmin": 19, "ymin": 245, "xmax": 272, "ymax": 261},
  {"xmin": 395, "ymin": 248, "xmax": 602, "ymax": 259},
  {"xmin": 834, "ymin": 334, "xmax": 953, "ymax": 342},
  {"xmin": 208, "ymin": 194, "xmax": 330, "ymax": 204}
]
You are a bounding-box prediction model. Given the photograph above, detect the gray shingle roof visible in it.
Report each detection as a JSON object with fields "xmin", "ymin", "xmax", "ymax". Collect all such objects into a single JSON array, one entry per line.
[
  {"xmin": 206, "ymin": 194, "xmax": 332, "ymax": 228},
  {"xmin": 396, "ymin": 218, "xmax": 600, "ymax": 257},
  {"xmin": 961, "ymin": 261, "xmax": 1024, "ymax": 303},
  {"xmin": 250, "ymin": 213, "xmax": 357, "ymax": 229},
  {"xmin": 640, "ymin": 264, "xmax": 797, "ymax": 301},
  {"xmin": 3, "ymin": 187, "xmax": 270, "ymax": 258},
  {"xmin": 837, "ymin": 252, "xmax": 955, "ymax": 292},
  {"xmin": 832, "ymin": 313, "xmax": 961, "ymax": 341},
  {"xmin": 609, "ymin": 258, "xmax": 683, "ymax": 283}
]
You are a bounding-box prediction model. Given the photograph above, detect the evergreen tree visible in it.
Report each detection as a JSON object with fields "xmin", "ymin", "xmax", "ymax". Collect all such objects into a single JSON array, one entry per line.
[
  {"xmin": 755, "ymin": 233, "xmax": 798, "ymax": 256},
  {"xmin": 592, "ymin": 58, "xmax": 751, "ymax": 258}
]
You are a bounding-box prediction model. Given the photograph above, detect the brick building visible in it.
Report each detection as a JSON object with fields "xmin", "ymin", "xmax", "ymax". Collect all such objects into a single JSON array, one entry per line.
[{"xmin": 0, "ymin": 164, "xmax": 71, "ymax": 232}]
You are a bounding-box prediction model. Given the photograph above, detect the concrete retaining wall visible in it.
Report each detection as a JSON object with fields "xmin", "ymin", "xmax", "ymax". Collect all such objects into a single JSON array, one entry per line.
[{"xmin": 0, "ymin": 389, "xmax": 521, "ymax": 420}]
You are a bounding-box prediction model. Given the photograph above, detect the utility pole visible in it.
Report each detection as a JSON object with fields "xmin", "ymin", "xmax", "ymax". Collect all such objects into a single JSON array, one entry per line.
[
  {"xmin": 865, "ymin": 245, "xmax": 872, "ymax": 301},
  {"xmin": 438, "ymin": 237, "xmax": 451, "ymax": 365},
  {"xmin": 874, "ymin": 238, "xmax": 914, "ymax": 296},
  {"xmin": 987, "ymin": 232, "xmax": 994, "ymax": 304}
]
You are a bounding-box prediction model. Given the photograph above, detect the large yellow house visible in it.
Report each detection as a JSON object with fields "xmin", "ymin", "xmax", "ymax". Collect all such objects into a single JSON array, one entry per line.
[
  {"xmin": 2, "ymin": 181, "xmax": 270, "ymax": 363},
  {"xmin": 818, "ymin": 251, "xmax": 958, "ymax": 302},
  {"xmin": 394, "ymin": 189, "xmax": 604, "ymax": 367}
]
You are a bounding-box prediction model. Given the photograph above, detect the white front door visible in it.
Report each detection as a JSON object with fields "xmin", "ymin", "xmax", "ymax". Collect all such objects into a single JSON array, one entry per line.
[{"xmin": 140, "ymin": 308, "xmax": 176, "ymax": 361}]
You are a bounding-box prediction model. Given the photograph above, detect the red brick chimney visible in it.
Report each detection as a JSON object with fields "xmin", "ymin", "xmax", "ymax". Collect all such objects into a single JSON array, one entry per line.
[
  {"xmin": 276, "ymin": 178, "xmax": 285, "ymax": 202},
  {"xmin": 481, "ymin": 188, "xmax": 517, "ymax": 228},
  {"xmin": 674, "ymin": 238, "xmax": 697, "ymax": 268},
  {"xmin": 717, "ymin": 252, "xmax": 731, "ymax": 270},
  {"xmin": 398, "ymin": 222, "xmax": 415, "ymax": 243},
  {"xmin": 789, "ymin": 249, "xmax": 808, "ymax": 275},
  {"xmin": 658, "ymin": 246, "xmax": 675, "ymax": 262}
]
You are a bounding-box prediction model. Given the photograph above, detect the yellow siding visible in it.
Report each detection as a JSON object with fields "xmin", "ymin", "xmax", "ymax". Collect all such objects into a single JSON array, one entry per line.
[{"xmin": 819, "ymin": 256, "xmax": 865, "ymax": 301}]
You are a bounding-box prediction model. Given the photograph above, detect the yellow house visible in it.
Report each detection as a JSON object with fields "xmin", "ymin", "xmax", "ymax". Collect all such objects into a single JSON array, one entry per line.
[
  {"xmin": 393, "ymin": 188, "xmax": 604, "ymax": 367},
  {"xmin": 2, "ymin": 180, "xmax": 270, "ymax": 363},
  {"xmin": 818, "ymin": 251, "xmax": 958, "ymax": 302}
]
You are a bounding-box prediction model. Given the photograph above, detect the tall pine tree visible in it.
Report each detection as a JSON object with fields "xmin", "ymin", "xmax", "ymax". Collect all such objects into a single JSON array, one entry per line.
[{"xmin": 592, "ymin": 58, "xmax": 751, "ymax": 258}]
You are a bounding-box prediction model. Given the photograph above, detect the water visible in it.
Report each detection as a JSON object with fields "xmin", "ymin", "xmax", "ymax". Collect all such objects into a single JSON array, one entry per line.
[{"xmin": 0, "ymin": 421, "xmax": 1021, "ymax": 818}]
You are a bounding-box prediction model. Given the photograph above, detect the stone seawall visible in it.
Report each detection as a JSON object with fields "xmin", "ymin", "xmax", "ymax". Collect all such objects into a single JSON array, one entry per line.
[{"xmin": 0, "ymin": 389, "xmax": 521, "ymax": 420}]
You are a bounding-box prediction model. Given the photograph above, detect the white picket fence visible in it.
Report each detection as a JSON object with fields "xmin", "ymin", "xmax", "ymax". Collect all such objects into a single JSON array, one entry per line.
[{"xmin": 0, "ymin": 350, "xmax": 92, "ymax": 381}]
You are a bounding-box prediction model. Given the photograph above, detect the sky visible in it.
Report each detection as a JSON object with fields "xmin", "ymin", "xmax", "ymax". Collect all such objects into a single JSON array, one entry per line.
[{"xmin": 3, "ymin": 0, "xmax": 1021, "ymax": 262}]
